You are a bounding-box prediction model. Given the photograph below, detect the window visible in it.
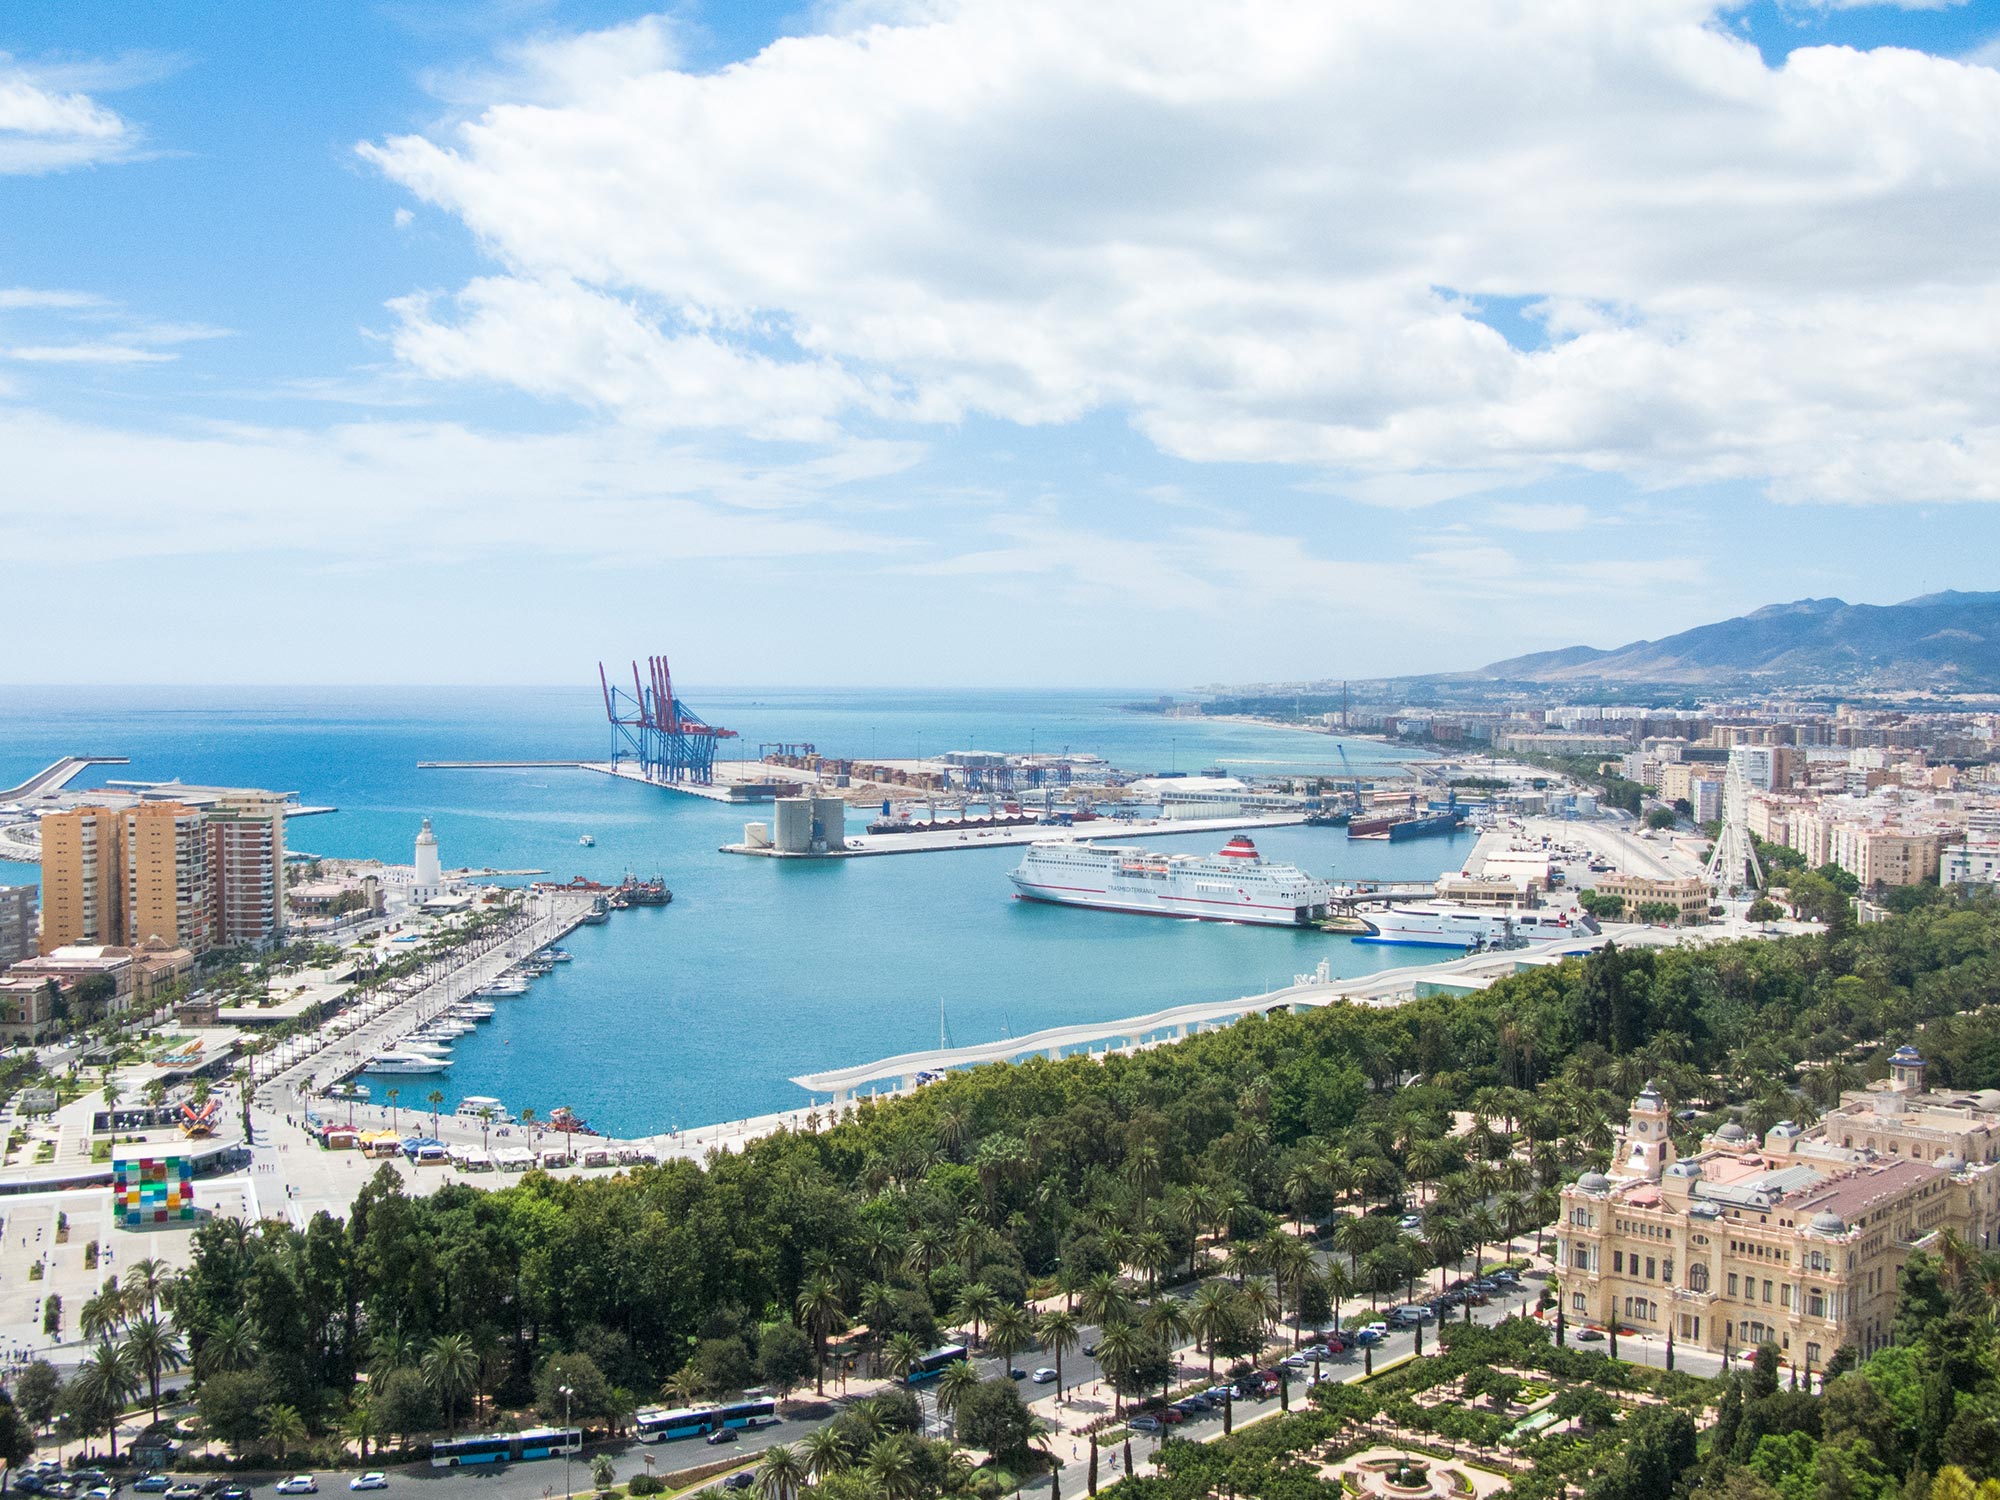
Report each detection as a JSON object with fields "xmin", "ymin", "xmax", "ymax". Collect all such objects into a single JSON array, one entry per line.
[
  {"xmin": 1807, "ymin": 1342, "xmax": 1821, "ymax": 1365},
  {"xmin": 1614, "ymin": 1251, "xmax": 1625, "ymax": 1274},
  {"xmin": 1781, "ymin": 1285, "xmax": 1792, "ymax": 1309},
  {"xmin": 1575, "ymin": 1247, "xmax": 1591, "ymax": 1270},
  {"xmin": 1809, "ymin": 1291, "xmax": 1825, "ymax": 1318},
  {"xmin": 1646, "ymin": 1256, "xmax": 1657, "ymax": 1280},
  {"xmin": 1763, "ymin": 1279, "xmax": 1774, "ymax": 1304},
  {"xmin": 1663, "ymin": 1259, "xmax": 1673, "ymax": 1283},
  {"xmin": 1573, "ymin": 1292, "xmax": 1586, "ymax": 1312},
  {"xmin": 1728, "ymin": 1273, "xmax": 1739, "ymax": 1297},
  {"xmin": 1691, "ymin": 1264, "xmax": 1709, "ymax": 1293}
]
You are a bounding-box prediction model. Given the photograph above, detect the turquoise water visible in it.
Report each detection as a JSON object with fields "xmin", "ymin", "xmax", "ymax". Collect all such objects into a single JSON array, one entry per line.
[{"xmin": 0, "ymin": 687, "xmax": 1474, "ymax": 1133}]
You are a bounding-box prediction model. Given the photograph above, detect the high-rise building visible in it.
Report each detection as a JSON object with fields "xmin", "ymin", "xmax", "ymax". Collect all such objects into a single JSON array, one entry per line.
[
  {"xmin": 121, "ymin": 802, "xmax": 210, "ymax": 951},
  {"xmin": 0, "ymin": 883, "xmax": 37, "ymax": 966},
  {"xmin": 38, "ymin": 807, "xmax": 125, "ymax": 952},
  {"xmin": 205, "ymin": 790, "xmax": 287, "ymax": 950}
]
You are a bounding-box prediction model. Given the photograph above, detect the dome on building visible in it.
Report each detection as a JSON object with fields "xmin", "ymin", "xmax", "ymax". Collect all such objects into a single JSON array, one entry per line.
[
  {"xmin": 1635, "ymin": 1082, "xmax": 1664, "ymax": 1107},
  {"xmin": 1577, "ymin": 1171, "xmax": 1612, "ymax": 1193},
  {"xmin": 1975, "ymin": 1091, "xmax": 2000, "ymax": 1112},
  {"xmin": 1889, "ymin": 1045, "xmax": 1924, "ymax": 1066},
  {"xmin": 1939, "ymin": 1152, "xmax": 1967, "ymax": 1172},
  {"xmin": 1809, "ymin": 1211, "xmax": 1846, "ymax": 1234},
  {"xmin": 1716, "ymin": 1122, "xmax": 1747, "ymax": 1142}
]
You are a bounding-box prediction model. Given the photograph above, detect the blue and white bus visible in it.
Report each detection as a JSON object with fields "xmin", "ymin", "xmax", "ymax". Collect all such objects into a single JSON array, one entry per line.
[
  {"xmin": 430, "ymin": 1427, "xmax": 583, "ymax": 1467},
  {"xmin": 905, "ymin": 1344, "xmax": 969, "ymax": 1384},
  {"xmin": 634, "ymin": 1400, "xmax": 777, "ymax": 1443}
]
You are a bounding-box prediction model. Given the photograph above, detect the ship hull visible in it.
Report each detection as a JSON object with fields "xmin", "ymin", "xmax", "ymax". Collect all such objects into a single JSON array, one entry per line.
[{"xmin": 1011, "ymin": 885, "xmax": 1316, "ymax": 927}]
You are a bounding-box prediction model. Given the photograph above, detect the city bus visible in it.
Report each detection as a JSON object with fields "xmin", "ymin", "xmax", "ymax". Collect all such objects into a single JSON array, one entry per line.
[
  {"xmin": 430, "ymin": 1427, "xmax": 583, "ymax": 1466},
  {"xmin": 634, "ymin": 1400, "xmax": 777, "ymax": 1443},
  {"xmin": 905, "ymin": 1344, "xmax": 969, "ymax": 1384}
]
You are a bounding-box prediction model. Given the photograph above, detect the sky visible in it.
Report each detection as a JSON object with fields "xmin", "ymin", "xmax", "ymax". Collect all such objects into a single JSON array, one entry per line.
[{"xmin": 5, "ymin": 0, "xmax": 2000, "ymax": 688}]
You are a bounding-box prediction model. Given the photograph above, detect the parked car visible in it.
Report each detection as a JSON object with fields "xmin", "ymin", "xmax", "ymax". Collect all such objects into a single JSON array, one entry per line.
[
  {"xmin": 349, "ymin": 1478, "xmax": 389, "ymax": 1493},
  {"xmin": 15, "ymin": 1477, "xmax": 49, "ymax": 1496},
  {"xmin": 1282, "ymin": 1353, "xmax": 1309, "ymax": 1369},
  {"xmin": 215, "ymin": 1486, "xmax": 250, "ymax": 1500},
  {"xmin": 1032, "ymin": 1367, "xmax": 1058, "ymax": 1383},
  {"xmin": 1008, "ymin": 1367, "xmax": 1026, "ymax": 1380},
  {"xmin": 1397, "ymin": 1214, "xmax": 1423, "ymax": 1231},
  {"xmin": 1082, "ymin": 1342, "xmax": 1098, "ymax": 1357},
  {"xmin": 133, "ymin": 1479, "xmax": 172, "ymax": 1495},
  {"xmin": 84, "ymin": 1486, "xmax": 116, "ymax": 1500},
  {"xmin": 721, "ymin": 1477, "xmax": 754, "ymax": 1493},
  {"xmin": 164, "ymin": 1486, "xmax": 203, "ymax": 1500},
  {"xmin": 1575, "ymin": 1327, "xmax": 1606, "ymax": 1342},
  {"xmin": 275, "ymin": 1480, "xmax": 318, "ymax": 1496},
  {"xmin": 1129, "ymin": 1415, "xmax": 1163, "ymax": 1434},
  {"xmin": 706, "ymin": 1428, "xmax": 738, "ymax": 1445}
]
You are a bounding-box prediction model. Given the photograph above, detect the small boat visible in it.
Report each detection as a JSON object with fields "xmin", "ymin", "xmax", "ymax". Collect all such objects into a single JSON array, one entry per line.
[
  {"xmin": 453, "ymin": 1002, "xmax": 497, "ymax": 1022},
  {"xmin": 480, "ymin": 976, "xmax": 530, "ymax": 995},
  {"xmin": 579, "ymin": 834, "xmax": 595, "ymax": 846},
  {"xmin": 545, "ymin": 948, "xmax": 573, "ymax": 963}
]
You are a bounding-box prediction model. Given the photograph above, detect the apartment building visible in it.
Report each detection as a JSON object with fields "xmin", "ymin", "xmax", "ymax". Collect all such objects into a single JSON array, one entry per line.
[
  {"xmin": 205, "ymin": 790, "xmax": 287, "ymax": 949},
  {"xmin": 1557, "ymin": 1052, "xmax": 2000, "ymax": 1366},
  {"xmin": 121, "ymin": 802, "xmax": 210, "ymax": 951},
  {"xmin": 0, "ymin": 884, "xmax": 36, "ymax": 965},
  {"xmin": 38, "ymin": 807, "xmax": 125, "ymax": 951},
  {"xmin": 40, "ymin": 787, "xmax": 290, "ymax": 954}
]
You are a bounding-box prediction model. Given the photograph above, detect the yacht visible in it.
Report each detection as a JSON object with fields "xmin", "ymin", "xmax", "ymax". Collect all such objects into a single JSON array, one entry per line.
[
  {"xmin": 453, "ymin": 1002, "xmax": 497, "ymax": 1021},
  {"xmin": 480, "ymin": 976, "xmax": 531, "ymax": 995},
  {"xmin": 368, "ymin": 1051, "xmax": 450, "ymax": 1074},
  {"xmin": 456, "ymin": 1096, "xmax": 512, "ymax": 1124}
]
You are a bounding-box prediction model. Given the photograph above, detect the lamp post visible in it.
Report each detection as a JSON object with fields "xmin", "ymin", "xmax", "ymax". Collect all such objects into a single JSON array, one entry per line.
[{"xmin": 561, "ymin": 1385, "xmax": 574, "ymax": 1500}]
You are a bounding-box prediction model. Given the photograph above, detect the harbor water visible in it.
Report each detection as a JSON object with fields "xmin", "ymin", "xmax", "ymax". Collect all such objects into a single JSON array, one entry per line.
[{"xmin": 0, "ymin": 686, "xmax": 1478, "ymax": 1136}]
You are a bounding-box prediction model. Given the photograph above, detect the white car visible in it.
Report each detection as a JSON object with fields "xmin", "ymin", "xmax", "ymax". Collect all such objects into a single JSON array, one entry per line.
[
  {"xmin": 276, "ymin": 1480, "xmax": 318, "ymax": 1496},
  {"xmin": 349, "ymin": 1478, "xmax": 388, "ymax": 1493},
  {"xmin": 1032, "ymin": 1367, "xmax": 1058, "ymax": 1384}
]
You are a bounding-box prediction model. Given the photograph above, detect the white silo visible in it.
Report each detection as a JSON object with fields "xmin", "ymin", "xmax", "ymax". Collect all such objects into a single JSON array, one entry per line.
[
  {"xmin": 773, "ymin": 798, "xmax": 813, "ymax": 854},
  {"xmin": 813, "ymin": 797, "xmax": 847, "ymax": 852}
]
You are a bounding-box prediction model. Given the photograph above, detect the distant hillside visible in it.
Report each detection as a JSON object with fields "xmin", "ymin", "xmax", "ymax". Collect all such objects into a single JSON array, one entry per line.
[{"xmin": 1475, "ymin": 592, "xmax": 2000, "ymax": 690}]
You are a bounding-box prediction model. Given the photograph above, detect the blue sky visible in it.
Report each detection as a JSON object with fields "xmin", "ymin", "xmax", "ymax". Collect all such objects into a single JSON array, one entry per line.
[{"xmin": 4, "ymin": 1, "xmax": 2000, "ymax": 687}]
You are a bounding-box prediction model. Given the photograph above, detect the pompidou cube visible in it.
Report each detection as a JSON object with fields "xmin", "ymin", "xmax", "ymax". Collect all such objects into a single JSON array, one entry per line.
[{"xmin": 111, "ymin": 1153, "xmax": 195, "ymax": 1228}]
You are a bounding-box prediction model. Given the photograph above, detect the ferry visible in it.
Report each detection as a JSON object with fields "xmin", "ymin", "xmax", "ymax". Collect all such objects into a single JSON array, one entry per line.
[
  {"xmin": 1356, "ymin": 903, "xmax": 1598, "ymax": 949},
  {"xmin": 1008, "ymin": 835, "xmax": 1334, "ymax": 927},
  {"xmin": 368, "ymin": 1051, "xmax": 451, "ymax": 1074}
]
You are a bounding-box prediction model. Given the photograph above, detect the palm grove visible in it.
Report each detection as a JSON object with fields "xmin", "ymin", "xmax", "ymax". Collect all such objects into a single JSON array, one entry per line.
[{"xmin": 25, "ymin": 894, "xmax": 2000, "ymax": 1496}]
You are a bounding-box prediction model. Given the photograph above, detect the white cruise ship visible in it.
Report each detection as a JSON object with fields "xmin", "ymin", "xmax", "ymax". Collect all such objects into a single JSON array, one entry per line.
[
  {"xmin": 1357, "ymin": 903, "xmax": 1597, "ymax": 949},
  {"xmin": 1009, "ymin": 835, "xmax": 1334, "ymax": 926}
]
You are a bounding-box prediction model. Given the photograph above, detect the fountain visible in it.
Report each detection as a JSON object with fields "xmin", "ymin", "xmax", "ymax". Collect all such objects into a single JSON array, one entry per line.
[{"xmin": 1343, "ymin": 1450, "xmax": 1481, "ymax": 1499}]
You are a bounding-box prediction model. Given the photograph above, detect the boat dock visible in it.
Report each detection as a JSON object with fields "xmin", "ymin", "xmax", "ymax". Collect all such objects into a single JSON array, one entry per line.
[{"xmin": 724, "ymin": 810, "xmax": 1309, "ymax": 859}]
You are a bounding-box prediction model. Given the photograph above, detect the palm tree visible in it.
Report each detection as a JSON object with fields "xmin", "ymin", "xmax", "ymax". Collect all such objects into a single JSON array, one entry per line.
[
  {"xmin": 1323, "ymin": 1260, "xmax": 1354, "ymax": 1329},
  {"xmin": 386, "ymin": 1087, "xmax": 401, "ymax": 1131},
  {"xmin": 1078, "ymin": 1272, "xmax": 1132, "ymax": 1331},
  {"xmin": 80, "ymin": 1282, "xmax": 126, "ymax": 1343},
  {"xmin": 660, "ymin": 1364, "xmax": 705, "ymax": 1407},
  {"xmin": 588, "ymin": 1454, "xmax": 615, "ymax": 1492},
  {"xmin": 858, "ymin": 1281, "xmax": 899, "ymax": 1373},
  {"xmin": 1035, "ymin": 1309, "xmax": 1080, "ymax": 1399},
  {"xmin": 796, "ymin": 1272, "xmax": 846, "ymax": 1396},
  {"xmin": 1142, "ymin": 1299, "xmax": 1190, "ymax": 1404},
  {"xmin": 801, "ymin": 1427, "xmax": 850, "ymax": 1483},
  {"xmin": 342, "ymin": 1398, "xmax": 376, "ymax": 1462},
  {"xmin": 196, "ymin": 1312, "xmax": 257, "ymax": 1378},
  {"xmin": 72, "ymin": 1339, "xmax": 138, "ymax": 1459},
  {"xmin": 426, "ymin": 1088, "xmax": 444, "ymax": 1135},
  {"xmin": 863, "ymin": 1435, "xmax": 920, "ymax": 1500},
  {"xmin": 949, "ymin": 1281, "xmax": 997, "ymax": 1347},
  {"xmin": 122, "ymin": 1258, "xmax": 174, "ymax": 1320},
  {"xmin": 1424, "ymin": 1216, "xmax": 1465, "ymax": 1297},
  {"xmin": 754, "ymin": 1443, "xmax": 807, "ymax": 1500},
  {"xmin": 1093, "ymin": 1322, "xmax": 1140, "ymax": 1416},
  {"xmin": 882, "ymin": 1332, "xmax": 925, "ymax": 1385},
  {"xmin": 123, "ymin": 1314, "xmax": 185, "ymax": 1424},
  {"xmin": 1188, "ymin": 1283, "xmax": 1235, "ymax": 1377},
  {"xmin": 260, "ymin": 1401, "xmax": 306, "ymax": 1461},
  {"xmin": 421, "ymin": 1331, "xmax": 479, "ymax": 1438},
  {"xmin": 936, "ymin": 1359, "xmax": 980, "ymax": 1440},
  {"xmin": 987, "ymin": 1303, "xmax": 1033, "ymax": 1376}
]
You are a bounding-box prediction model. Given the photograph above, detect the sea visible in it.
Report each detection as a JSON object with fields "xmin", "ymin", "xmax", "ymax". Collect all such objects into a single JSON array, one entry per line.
[{"xmin": 0, "ymin": 686, "xmax": 1482, "ymax": 1136}]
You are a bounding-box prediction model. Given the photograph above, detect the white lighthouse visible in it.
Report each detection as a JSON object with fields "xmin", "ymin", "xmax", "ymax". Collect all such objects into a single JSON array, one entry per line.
[{"xmin": 414, "ymin": 818, "xmax": 442, "ymax": 895}]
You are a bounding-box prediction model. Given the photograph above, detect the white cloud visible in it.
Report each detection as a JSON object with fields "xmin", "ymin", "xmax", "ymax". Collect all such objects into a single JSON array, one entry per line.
[
  {"xmin": 0, "ymin": 288, "xmax": 108, "ymax": 311},
  {"xmin": 1486, "ymin": 501, "xmax": 1593, "ymax": 533},
  {"xmin": 5, "ymin": 344, "xmax": 173, "ymax": 364},
  {"xmin": 0, "ymin": 53, "xmax": 139, "ymax": 174},
  {"xmin": 360, "ymin": 1, "xmax": 2000, "ymax": 508},
  {"xmin": 0, "ymin": 409, "xmax": 922, "ymax": 562}
]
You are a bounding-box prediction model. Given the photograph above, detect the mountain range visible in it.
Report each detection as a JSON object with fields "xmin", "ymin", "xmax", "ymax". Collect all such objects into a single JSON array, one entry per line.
[{"xmin": 1474, "ymin": 592, "xmax": 2000, "ymax": 691}]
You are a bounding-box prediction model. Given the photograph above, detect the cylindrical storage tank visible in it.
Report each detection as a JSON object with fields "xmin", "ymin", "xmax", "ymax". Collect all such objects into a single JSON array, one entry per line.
[
  {"xmin": 743, "ymin": 822, "xmax": 771, "ymax": 849},
  {"xmin": 814, "ymin": 797, "xmax": 847, "ymax": 851},
  {"xmin": 773, "ymin": 797, "xmax": 812, "ymax": 853}
]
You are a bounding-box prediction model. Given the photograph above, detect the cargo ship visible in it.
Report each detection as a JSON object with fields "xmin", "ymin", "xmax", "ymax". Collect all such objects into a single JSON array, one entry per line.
[
  {"xmin": 1348, "ymin": 804, "xmax": 1463, "ymax": 841},
  {"xmin": 1008, "ymin": 835, "xmax": 1334, "ymax": 926}
]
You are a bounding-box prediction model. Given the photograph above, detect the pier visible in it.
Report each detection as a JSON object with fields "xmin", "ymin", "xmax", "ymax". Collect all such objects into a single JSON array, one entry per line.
[
  {"xmin": 789, "ymin": 933, "xmax": 1631, "ymax": 1102},
  {"xmin": 725, "ymin": 810, "xmax": 1310, "ymax": 859}
]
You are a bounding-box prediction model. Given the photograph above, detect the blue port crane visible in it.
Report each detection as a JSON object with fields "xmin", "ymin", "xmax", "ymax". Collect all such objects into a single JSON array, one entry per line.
[{"xmin": 599, "ymin": 655, "xmax": 738, "ymax": 784}]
